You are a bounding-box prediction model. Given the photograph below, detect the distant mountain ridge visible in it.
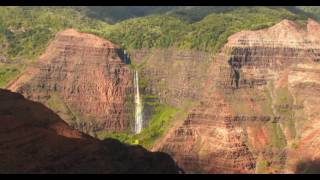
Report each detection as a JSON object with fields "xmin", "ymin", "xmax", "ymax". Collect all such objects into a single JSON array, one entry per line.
[{"xmin": 72, "ymin": 6, "xmax": 320, "ymax": 24}]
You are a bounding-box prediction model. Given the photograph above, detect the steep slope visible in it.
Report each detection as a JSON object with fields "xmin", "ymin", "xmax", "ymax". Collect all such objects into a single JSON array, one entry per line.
[
  {"xmin": 154, "ymin": 19, "xmax": 320, "ymax": 174},
  {"xmin": 7, "ymin": 29, "xmax": 133, "ymax": 134},
  {"xmin": 0, "ymin": 88, "xmax": 182, "ymax": 174}
]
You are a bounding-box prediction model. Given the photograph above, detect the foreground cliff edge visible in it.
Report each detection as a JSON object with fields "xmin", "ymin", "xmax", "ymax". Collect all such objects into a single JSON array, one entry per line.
[{"xmin": 0, "ymin": 89, "xmax": 182, "ymax": 173}]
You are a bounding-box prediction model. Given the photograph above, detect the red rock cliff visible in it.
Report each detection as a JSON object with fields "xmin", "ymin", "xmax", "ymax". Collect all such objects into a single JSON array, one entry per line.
[
  {"xmin": 8, "ymin": 29, "xmax": 133, "ymax": 133},
  {"xmin": 154, "ymin": 19, "xmax": 320, "ymax": 174}
]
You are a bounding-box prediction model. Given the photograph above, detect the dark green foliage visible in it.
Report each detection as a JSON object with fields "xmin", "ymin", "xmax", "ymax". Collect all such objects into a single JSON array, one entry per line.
[
  {"xmin": 0, "ymin": 6, "xmax": 312, "ymax": 98},
  {"xmin": 92, "ymin": 6, "xmax": 302, "ymax": 53},
  {"xmin": 0, "ymin": 7, "xmax": 109, "ymax": 86},
  {"xmin": 295, "ymin": 6, "xmax": 320, "ymax": 20},
  {"xmin": 0, "ymin": 6, "xmax": 108, "ymax": 60},
  {"xmin": 103, "ymin": 15, "xmax": 187, "ymax": 49},
  {"xmin": 73, "ymin": 6, "xmax": 176, "ymax": 24},
  {"xmin": 0, "ymin": 6, "xmax": 310, "ymax": 60}
]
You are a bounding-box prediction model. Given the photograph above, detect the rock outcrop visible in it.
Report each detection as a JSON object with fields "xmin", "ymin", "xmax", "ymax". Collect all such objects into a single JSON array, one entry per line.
[
  {"xmin": 0, "ymin": 89, "xmax": 182, "ymax": 174},
  {"xmin": 7, "ymin": 29, "xmax": 133, "ymax": 133},
  {"xmin": 154, "ymin": 19, "xmax": 320, "ymax": 173}
]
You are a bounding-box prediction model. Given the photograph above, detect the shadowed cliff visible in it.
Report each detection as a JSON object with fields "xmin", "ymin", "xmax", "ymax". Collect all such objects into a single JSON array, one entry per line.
[
  {"xmin": 0, "ymin": 89, "xmax": 182, "ymax": 174},
  {"xmin": 294, "ymin": 159, "xmax": 320, "ymax": 174}
]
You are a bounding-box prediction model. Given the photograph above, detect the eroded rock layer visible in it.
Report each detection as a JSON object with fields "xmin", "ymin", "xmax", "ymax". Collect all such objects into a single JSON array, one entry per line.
[
  {"xmin": 8, "ymin": 29, "xmax": 133, "ymax": 133},
  {"xmin": 130, "ymin": 48, "xmax": 210, "ymax": 108},
  {"xmin": 129, "ymin": 49, "xmax": 211, "ymax": 127},
  {"xmin": 0, "ymin": 89, "xmax": 182, "ymax": 174},
  {"xmin": 155, "ymin": 19, "xmax": 320, "ymax": 173}
]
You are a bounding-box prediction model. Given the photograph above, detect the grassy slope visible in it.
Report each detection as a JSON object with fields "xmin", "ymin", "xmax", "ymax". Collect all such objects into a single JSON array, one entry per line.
[{"xmin": 96, "ymin": 104, "xmax": 179, "ymax": 149}]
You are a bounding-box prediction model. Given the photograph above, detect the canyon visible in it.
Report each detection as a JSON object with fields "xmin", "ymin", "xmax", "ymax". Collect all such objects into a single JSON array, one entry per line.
[
  {"xmin": 3, "ymin": 16, "xmax": 320, "ymax": 174},
  {"xmin": 153, "ymin": 19, "xmax": 320, "ymax": 173}
]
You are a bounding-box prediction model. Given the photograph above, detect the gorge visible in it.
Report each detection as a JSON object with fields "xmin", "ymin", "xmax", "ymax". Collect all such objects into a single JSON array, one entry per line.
[{"xmin": 1, "ymin": 6, "xmax": 320, "ymax": 174}]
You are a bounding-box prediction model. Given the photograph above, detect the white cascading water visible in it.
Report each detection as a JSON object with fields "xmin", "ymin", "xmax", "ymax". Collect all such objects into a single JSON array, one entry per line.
[{"xmin": 134, "ymin": 70, "xmax": 143, "ymax": 134}]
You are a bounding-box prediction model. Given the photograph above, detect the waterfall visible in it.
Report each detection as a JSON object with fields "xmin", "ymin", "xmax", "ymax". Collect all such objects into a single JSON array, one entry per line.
[{"xmin": 134, "ymin": 70, "xmax": 143, "ymax": 134}]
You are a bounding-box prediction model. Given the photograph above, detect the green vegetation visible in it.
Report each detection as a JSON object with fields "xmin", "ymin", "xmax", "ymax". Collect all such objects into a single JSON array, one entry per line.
[
  {"xmin": 46, "ymin": 93, "xmax": 99, "ymax": 135},
  {"xmin": 0, "ymin": 6, "xmax": 311, "ymax": 87},
  {"xmin": 275, "ymin": 87, "xmax": 297, "ymax": 139},
  {"xmin": 0, "ymin": 64, "xmax": 21, "ymax": 88},
  {"xmin": 73, "ymin": 6, "xmax": 176, "ymax": 24},
  {"xmin": 46, "ymin": 93, "xmax": 79, "ymax": 124},
  {"xmin": 100, "ymin": 15, "xmax": 187, "ymax": 49},
  {"xmin": 75, "ymin": 6, "xmax": 317, "ymax": 24},
  {"xmin": 0, "ymin": 6, "xmax": 109, "ymax": 60},
  {"xmin": 96, "ymin": 104, "xmax": 179, "ymax": 149},
  {"xmin": 265, "ymin": 83, "xmax": 288, "ymax": 150},
  {"xmin": 0, "ymin": 7, "xmax": 110, "ymax": 87},
  {"xmin": 256, "ymin": 154, "xmax": 271, "ymax": 174},
  {"xmin": 76, "ymin": 6, "xmax": 235, "ymax": 24},
  {"xmin": 0, "ymin": 6, "xmax": 314, "ymax": 63},
  {"xmin": 266, "ymin": 121, "xmax": 287, "ymax": 149},
  {"xmin": 136, "ymin": 105, "xmax": 179, "ymax": 148},
  {"xmin": 91, "ymin": 6, "xmax": 302, "ymax": 53},
  {"xmin": 296, "ymin": 6, "xmax": 320, "ymax": 20}
]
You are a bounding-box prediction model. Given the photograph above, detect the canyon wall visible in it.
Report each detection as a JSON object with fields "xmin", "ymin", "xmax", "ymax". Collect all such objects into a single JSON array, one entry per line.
[
  {"xmin": 7, "ymin": 29, "xmax": 133, "ymax": 133},
  {"xmin": 0, "ymin": 89, "xmax": 182, "ymax": 173},
  {"xmin": 129, "ymin": 49, "xmax": 211, "ymax": 126},
  {"xmin": 154, "ymin": 19, "xmax": 320, "ymax": 173},
  {"xmin": 130, "ymin": 48, "xmax": 211, "ymax": 108}
]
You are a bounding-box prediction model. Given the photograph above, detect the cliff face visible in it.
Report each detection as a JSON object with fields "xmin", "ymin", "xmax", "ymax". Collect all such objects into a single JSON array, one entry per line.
[
  {"xmin": 129, "ymin": 49, "xmax": 211, "ymax": 128},
  {"xmin": 0, "ymin": 89, "xmax": 182, "ymax": 174},
  {"xmin": 130, "ymin": 48, "xmax": 210, "ymax": 108},
  {"xmin": 154, "ymin": 19, "xmax": 320, "ymax": 173},
  {"xmin": 8, "ymin": 29, "xmax": 133, "ymax": 133}
]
